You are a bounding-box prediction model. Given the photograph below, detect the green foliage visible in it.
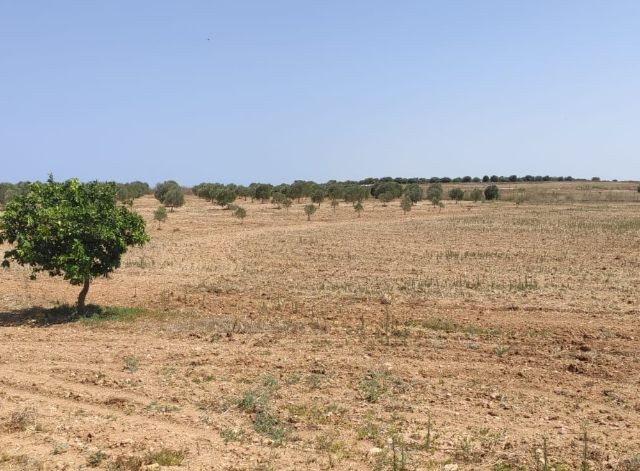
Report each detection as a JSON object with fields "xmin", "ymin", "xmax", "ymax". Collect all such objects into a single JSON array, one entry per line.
[
  {"xmin": 154, "ymin": 180, "xmax": 180, "ymax": 203},
  {"xmin": 426, "ymin": 183, "xmax": 443, "ymax": 205},
  {"xmin": 0, "ymin": 176, "xmax": 148, "ymax": 312},
  {"xmin": 215, "ymin": 188, "xmax": 237, "ymax": 208},
  {"xmin": 163, "ymin": 187, "xmax": 185, "ymax": 210},
  {"xmin": 400, "ymin": 196, "xmax": 412, "ymax": 214},
  {"xmin": 372, "ymin": 181, "xmax": 403, "ymax": 199},
  {"xmin": 484, "ymin": 184, "xmax": 500, "ymax": 200},
  {"xmin": 253, "ymin": 183, "xmax": 273, "ymax": 203},
  {"xmin": 470, "ymin": 188, "xmax": 484, "ymax": 202},
  {"xmin": 0, "ymin": 182, "xmax": 31, "ymax": 208},
  {"xmin": 310, "ymin": 188, "xmax": 325, "ymax": 205},
  {"xmin": 271, "ymin": 191, "xmax": 286, "ymax": 208},
  {"xmin": 378, "ymin": 192, "xmax": 394, "ymax": 204},
  {"xmin": 153, "ymin": 205, "xmax": 167, "ymax": 227},
  {"xmin": 404, "ymin": 183, "xmax": 422, "ymax": 203},
  {"xmin": 233, "ymin": 206, "xmax": 247, "ymax": 223},
  {"xmin": 330, "ymin": 199, "xmax": 339, "ymax": 212},
  {"xmin": 448, "ymin": 187, "xmax": 465, "ymax": 203},
  {"xmin": 304, "ymin": 204, "xmax": 317, "ymax": 221},
  {"xmin": 282, "ymin": 197, "xmax": 292, "ymax": 211},
  {"xmin": 326, "ymin": 183, "xmax": 344, "ymax": 201},
  {"xmin": 116, "ymin": 181, "xmax": 150, "ymax": 202},
  {"xmin": 637, "ymin": 183, "xmax": 640, "ymax": 193},
  {"xmin": 344, "ymin": 185, "xmax": 367, "ymax": 204}
]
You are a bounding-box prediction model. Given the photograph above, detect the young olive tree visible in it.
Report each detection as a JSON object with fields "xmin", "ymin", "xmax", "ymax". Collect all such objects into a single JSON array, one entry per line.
[
  {"xmin": 304, "ymin": 204, "xmax": 317, "ymax": 221},
  {"xmin": 330, "ymin": 199, "xmax": 339, "ymax": 213},
  {"xmin": 448, "ymin": 187, "xmax": 464, "ymax": 203},
  {"xmin": 233, "ymin": 206, "xmax": 247, "ymax": 224},
  {"xmin": 163, "ymin": 187, "xmax": 185, "ymax": 211},
  {"xmin": 470, "ymin": 188, "xmax": 484, "ymax": 202},
  {"xmin": 311, "ymin": 188, "xmax": 325, "ymax": 206},
  {"xmin": 153, "ymin": 205, "xmax": 168, "ymax": 229},
  {"xmin": 426, "ymin": 183, "xmax": 443, "ymax": 206},
  {"xmin": 354, "ymin": 201, "xmax": 364, "ymax": 217},
  {"xmin": 282, "ymin": 197, "xmax": 293, "ymax": 212},
  {"xmin": 404, "ymin": 183, "xmax": 423, "ymax": 204},
  {"xmin": 0, "ymin": 177, "xmax": 149, "ymax": 315},
  {"xmin": 400, "ymin": 196, "xmax": 412, "ymax": 214}
]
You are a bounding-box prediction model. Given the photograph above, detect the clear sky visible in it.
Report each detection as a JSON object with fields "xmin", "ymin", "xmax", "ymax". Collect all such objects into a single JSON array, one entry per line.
[{"xmin": 1, "ymin": 1, "xmax": 639, "ymax": 185}]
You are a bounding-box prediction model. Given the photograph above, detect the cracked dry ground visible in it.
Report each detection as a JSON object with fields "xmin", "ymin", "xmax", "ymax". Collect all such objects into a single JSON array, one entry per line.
[{"xmin": 0, "ymin": 195, "xmax": 639, "ymax": 470}]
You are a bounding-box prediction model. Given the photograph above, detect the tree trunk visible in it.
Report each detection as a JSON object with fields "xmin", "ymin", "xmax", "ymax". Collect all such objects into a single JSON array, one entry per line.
[{"xmin": 77, "ymin": 278, "xmax": 90, "ymax": 315}]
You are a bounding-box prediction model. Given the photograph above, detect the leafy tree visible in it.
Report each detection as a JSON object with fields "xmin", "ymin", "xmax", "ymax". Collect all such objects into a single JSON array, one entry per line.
[
  {"xmin": 426, "ymin": 183, "xmax": 443, "ymax": 205},
  {"xmin": 271, "ymin": 191, "xmax": 286, "ymax": 209},
  {"xmin": 400, "ymin": 196, "xmax": 412, "ymax": 214},
  {"xmin": 163, "ymin": 187, "xmax": 185, "ymax": 211},
  {"xmin": 378, "ymin": 191, "xmax": 394, "ymax": 205},
  {"xmin": 236, "ymin": 185, "xmax": 251, "ymax": 201},
  {"xmin": 330, "ymin": 199, "xmax": 339, "ymax": 212},
  {"xmin": 154, "ymin": 180, "xmax": 180, "ymax": 203},
  {"xmin": 371, "ymin": 181, "xmax": 402, "ymax": 199},
  {"xmin": 470, "ymin": 188, "xmax": 484, "ymax": 202},
  {"xmin": 290, "ymin": 181, "xmax": 310, "ymax": 203},
  {"xmin": 310, "ymin": 188, "xmax": 325, "ymax": 206},
  {"xmin": 482, "ymin": 175, "xmax": 490, "ymax": 182},
  {"xmin": 0, "ymin": 177, "xmax": 148, "ymax": 314},
  {"xmin": 354, "ymin": 201, "xmax": 364, "ymax": 217},
  {"xmin": 303, "ymin": 204, "xmax": 317, "ymax": 221},
  {"xmin": 484, "ymin": 184, "xmax": 500, "ymax": 200},
  {"xmin": 153, "ymin": 205, "xmax": 167, "ymax": 229},
  {"xmin": 344, "ymin": 185, "xmax": 367, "ymax": 204},
  {"xmin": 253, "ymin": 184, "xmax": 273, "ymax": 203},
  {"xmin": 282, "ymin": 197, "xmax": 293, "ymax": 212},
  {"xmin": 326, "ymin": 183, "xmax": 344, "ymax": 201},
  {"xmin": 404, "ymin": 183, "xmax": 422, "ymax": 204},
  {"xmin": 448, "ymin": 187, "xmax": 464, "ymax": 203},
  {"xmin": 215, "ymin": 188, "xmax": 237, "ymax": 208},
  {"xmin": 233, "ymin": 206, "xmax": 247, "ymax": 223}
]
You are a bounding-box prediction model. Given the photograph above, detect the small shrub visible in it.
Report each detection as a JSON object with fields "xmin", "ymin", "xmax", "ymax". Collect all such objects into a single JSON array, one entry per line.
[
  {"xmin": 354, "ymin": 201, "xmax": 364, "ymax": 217},
  {"xmin": 123, "ymin": 356, "xmax": 139, "ymax": 373},
  {"xmin": 146, "ymin": 448, "xmax": 185, "ymax": 466},
  {"xmin": 87, "ymin": 450, "xmax": 108, "ymax": 467},
  {"xmin": 426, "ymin": 183, "xmax": 443, "ymax": 205},
  {"xmin": 233, "ymin": 206, "xmax": 247, "ymax": 223},
  {"xmin": 400, "ymin": 196, "xmax": 412, "ymax": 214},
  {"xmin": 153, "ymin": 205, "xmax": 167, "ymax": 229},
  {"xmin": 470, "ymin": 188, "xmax": 484, "ymax": 202}
]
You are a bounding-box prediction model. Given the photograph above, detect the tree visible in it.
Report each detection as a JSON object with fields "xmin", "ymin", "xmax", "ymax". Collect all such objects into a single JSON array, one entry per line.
[
  {"xmin": 344, "ymin": 185, "xmax": 367, "ymax": 204},
  {"xmin": 484, "ymin": 185, "xmax": 500, "ymax": 200},
  {"xmin": 404, "ymin": 183, "xmax": 422, "ymax": 204},
  {"xmin": 354, "ymin": 201, "xmax": 364, "ymax": 217},
  {"xmin": 233, "ymin": 206, "xmax": 247, "ymax": 224},
  {"xmin": 253, "ymin": 184, "xmax": 272, "ymax": 203},
  {"xmin": 271, "ymin": 191, "xmax": 286, "ymax": 209},
  {"xmin": 154, "ymin": 180, "xmax": 180, "ymax": 203},
  {"xmin": 378, "ymin": 192, "xmax": 394, "ymax": 205},
  {"xmin": 282, "ymin": 197, "xmax": 293, "ymax": 212},
  {"xmin": 0, "ymin": 177, "xmax": 148, "ymax": 315},
  {"xmin": 637, "ymin": 183, "xmax": 640, "ymax": 193},
  {"xmin": 400, "ymin": 196, "xmax": 412, "ymax": 214},
  {"xmin": 448, "ymin": 187, "xmax": 464, "ymax": 203},
  {"xmin": 371, "ymin": 181, "xmax": 402, "ymax": 199},
  {"xmin": 330, "ymin": 199, "xmax": 339, "ymax": 213},
  {"xmin": 163, "ymin": 187, "xmax": 185, "ymax": 211},
  {"xmin": 426, "ymin": 183, "xmax": 443, "ymax": 205},
  {"xmin": 153, "ymin": 205, "xmax": 167, "ymax": 229},
  {"xmin": 310, "ymin": 188, "xmax": 325, "ymax": 206},
  {"xmin": 215, "ymin": 188, "xmax": 237, "ymax": 208},
  {"xmin": 304, "ymin": 204, "xmax": 317, "ymax": 221},
  {"xmin": 470, "ymin": 188, "xmax": 484, "ymax": 202}
]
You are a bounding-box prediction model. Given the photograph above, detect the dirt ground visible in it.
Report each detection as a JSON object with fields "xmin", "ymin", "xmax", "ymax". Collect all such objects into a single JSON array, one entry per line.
[{"xmin": 1, "ymin": 188, "xmax": 639, "ymax": 470}]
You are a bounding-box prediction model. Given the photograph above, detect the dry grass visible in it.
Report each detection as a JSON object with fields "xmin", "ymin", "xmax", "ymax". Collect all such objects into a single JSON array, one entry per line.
[{"xmin": 0, "ymin": 182, "xmax": 639, "ymax": 470}]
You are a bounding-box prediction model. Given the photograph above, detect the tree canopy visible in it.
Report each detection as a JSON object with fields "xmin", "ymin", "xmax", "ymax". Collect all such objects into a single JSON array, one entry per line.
[{"xmin": 0, "ymin": 176, "xmax": 149, "ymax": 314}]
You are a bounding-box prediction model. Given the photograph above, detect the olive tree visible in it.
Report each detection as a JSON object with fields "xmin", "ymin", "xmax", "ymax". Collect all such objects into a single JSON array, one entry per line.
[
  {"xmin": 0, "ymin": 177, "xmax": 148, "ymax": 315},
  {"xmin": 484, "ymin": 185, "xmax": 500, "ymax": 200},
  {"xmin": 233, "ymin": 206, "xmax": 247, "ymax": 223},
  {"xmin": 426, "ymin": 183, "xmax": 443, "ymax": 205},
  {"xmin": 153, "ymin": 205, "xmax": 167, "ymax": 229},
  {"xmin": 311, "ymin": 188, "xmax": 325, "ymax": 206},
  {"xmin": 304, "ymin": 204, "xmax": 317, "ymax": 221},
  {"xmin": 354, "ymin": 201, "xmax": 364, "ymax": 217},
  {"xmin": 448, "ymin": 187, "xmax": 464, "ymax": 203},
  {"xmin": 400, "ymin": 196, "xmax": 412, "ymax": 214},
  {"xmin": 470, "ymin": 188, "xmax": 484, "ymax": 202},
  {"xmin": 215, "ymin": 188, "xmax": 237, "ymax": 208},
  {"xmin": 404, "ymin": 183, "xmax": 423, "ymax": 204},
  {"xmin": 163, "ymin": 187, "xmax": 185, "ymax": 211}
]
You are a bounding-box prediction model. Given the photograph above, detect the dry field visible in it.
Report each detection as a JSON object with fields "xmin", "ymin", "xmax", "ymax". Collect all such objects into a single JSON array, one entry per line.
[{"xmin": 1, "ymin": 184, "xmax": 639, "ymax": 470}]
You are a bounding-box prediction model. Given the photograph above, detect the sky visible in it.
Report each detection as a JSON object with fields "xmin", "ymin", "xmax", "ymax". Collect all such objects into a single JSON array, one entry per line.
[{"xmin": 1, "ymin": 1, "xmax": 639, "ymax": 185}]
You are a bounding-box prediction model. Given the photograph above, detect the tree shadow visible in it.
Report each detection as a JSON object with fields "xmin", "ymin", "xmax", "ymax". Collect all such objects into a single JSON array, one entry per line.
[{"xmin": 0, "ymin": 304, "xmax": 103, "ymax": 327}]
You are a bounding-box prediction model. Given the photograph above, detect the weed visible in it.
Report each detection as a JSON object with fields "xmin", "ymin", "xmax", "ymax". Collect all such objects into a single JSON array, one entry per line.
[
  {"xmin": 123, "ymin": 356, "xmax": 139, "ymax": 373},
  {"xmin": 146, "ymin": 448, "xmax": 185, "ymax": 466},
  {"xmin": 220, "ymin": 428, "xmax": 243, "ymax": 443},
  {"xmin": 87, "ymin": 450, "xmax": 108, "ymax": 467},
  {"xmin": 254, "ymin": 410, "xmax": 285, "ymax": 445},
  {"xmin": 5, "ymin": 407, "xmax": 37, "ymax": 431}
]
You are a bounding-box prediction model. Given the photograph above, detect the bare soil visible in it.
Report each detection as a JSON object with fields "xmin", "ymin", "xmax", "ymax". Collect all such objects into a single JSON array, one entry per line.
[{"xmin": 1, "ymin": 190, "xmax": 639, "ymax": 470}]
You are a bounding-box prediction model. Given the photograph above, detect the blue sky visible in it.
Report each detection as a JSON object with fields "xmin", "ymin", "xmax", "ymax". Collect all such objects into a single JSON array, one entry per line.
[{"xmin": 1, "ymin": 1, "xmax": 639, "ymax": 185}]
